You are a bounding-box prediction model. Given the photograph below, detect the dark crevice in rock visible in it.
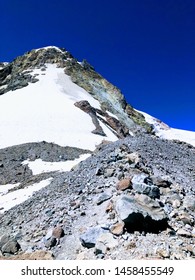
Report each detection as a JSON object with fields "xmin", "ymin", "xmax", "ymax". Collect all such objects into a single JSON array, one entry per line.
[{"xmin": 124, "ymin": 213, "xmax": 169, "ymax": 234}]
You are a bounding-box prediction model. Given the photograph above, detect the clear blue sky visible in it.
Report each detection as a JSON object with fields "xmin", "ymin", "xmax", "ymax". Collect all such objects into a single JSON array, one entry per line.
[{"xmin": 1, "ymin": 0, "xmax": 194, "ymax": 131}]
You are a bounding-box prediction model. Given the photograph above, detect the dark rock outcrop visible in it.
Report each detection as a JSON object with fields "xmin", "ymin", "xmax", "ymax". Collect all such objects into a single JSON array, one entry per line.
[
  {"xmin": 0, "ymin": 47, "xmax": 73, "ymax": 94},
  {"xmin": 74, "ymin": 100, "xmax": 106, "ymax": 136},
  {"xmin": 74, "ymin": 100, "xmax": 130, "ymax": 138}
]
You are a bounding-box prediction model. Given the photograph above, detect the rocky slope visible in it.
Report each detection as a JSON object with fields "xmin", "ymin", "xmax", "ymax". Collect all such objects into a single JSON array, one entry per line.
[
  {"xmin": 0, "ymin": 135, "xmax": 194, "ymax": 260},
  {"xmin": 0, "ymin": 46, "xmax": 194, "ymax": 260}
]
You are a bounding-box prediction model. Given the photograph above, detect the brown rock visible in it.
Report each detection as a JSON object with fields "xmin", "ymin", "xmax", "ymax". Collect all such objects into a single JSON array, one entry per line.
[
  {"xmin": 0, "ymin": 250, "xmax": 54, "ymax": 260},
  {"xmin": 110, "ymin": 222, "xmax": 124, "ymax": 236},
  {"xmin": 156, "ymin": 248, "xmax": 170, "ymax": 258},
  {"xmin": 117, "ymin": 178, "xmax": 132, "ymax": 191},
  {"xmin": 52, "ymin": 226, "xmax": 64, "ymax": 239},
  {"xmin": 105, "ymin": 201, "xmax": 114, "ymax": 213},
  {"xmin": 126, "ymin": 152, "xmax": 140, "ymax": 164}
]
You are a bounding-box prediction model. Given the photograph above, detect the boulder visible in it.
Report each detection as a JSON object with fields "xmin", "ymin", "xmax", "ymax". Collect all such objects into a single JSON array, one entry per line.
[
  {"xmin": 132, "ymin": 174, "xmax": 160, "ymax": 199},
  {"xmin": 104, "ymin": 168, "xmax": 115, "ymax": 178},
  {"xmin": 150, "ymin": 176, "xmax": 172, "ymax": 188},
  {"xmin": 1, "ymin": 240, "xmax": 21, "ymax": 254},
  {"xmin": 126, "ymin": 152, "xmax": 140, "ymax": 164},
  {"xmin": 0, "ymin": 234, "xmax": 21, "ymax": 254},
  {"xmin": 52, "ymin": 226, "xmax": 64, "ymax": 239},
  {"xmin": 116, "ymin": 194, "xmax": 168, "ymax": 233}
]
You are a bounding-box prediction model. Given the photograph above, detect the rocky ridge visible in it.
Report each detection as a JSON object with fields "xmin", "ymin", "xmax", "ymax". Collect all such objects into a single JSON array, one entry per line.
[
  {"xmin": 0, "ymin": 47, "xmax": 152, "ymax": 135},
  {"xmin": 0, "ymin": 135, "xmax": 194, "ymax": 260}
]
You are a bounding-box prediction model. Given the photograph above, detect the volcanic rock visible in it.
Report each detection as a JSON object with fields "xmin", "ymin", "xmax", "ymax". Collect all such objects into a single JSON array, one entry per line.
[{"xmin": 116, "ymin": 194, "xmax": 168, "ymax": 233}]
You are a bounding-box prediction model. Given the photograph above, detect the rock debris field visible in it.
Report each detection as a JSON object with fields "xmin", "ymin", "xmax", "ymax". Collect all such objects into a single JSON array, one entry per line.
[{"xmin": 0, "ymin": 135, "xmax": 195, "ymax": 260}]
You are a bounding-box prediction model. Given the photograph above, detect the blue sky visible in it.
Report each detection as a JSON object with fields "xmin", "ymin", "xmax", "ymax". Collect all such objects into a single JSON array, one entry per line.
[{"xmin": 1, "ymin": 0, "xmax": 194, "ymax": 131}]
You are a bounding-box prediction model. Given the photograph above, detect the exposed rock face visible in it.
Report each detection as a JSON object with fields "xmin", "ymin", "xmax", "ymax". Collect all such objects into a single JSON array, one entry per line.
[
  {"xmin": 74, "ymin": 100, "xmax": 129, "ymax": 138},
  {"xmin": 65, "ymin": 57, "xmax": 152, "ymax": 133},
  {"xmin": 0, "ymin": 47, "xmax": 73, "ymax": 95},
  {"xmin": 74, "ymin": 100, "xmax": 106, "ymax": 136}
]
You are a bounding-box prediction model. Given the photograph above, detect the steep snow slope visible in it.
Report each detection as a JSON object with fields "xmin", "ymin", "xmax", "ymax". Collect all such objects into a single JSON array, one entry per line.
[
  {"xmin": 0, "ymin": 63, "xmax": 118, "ymax": 211},
  {"xmin": 0, "ymin": 64, "xmax": 118, "ymax": 150},
  {"xmin": 138, "ymin": 110, "xmax": 195, "ymax": 147}
]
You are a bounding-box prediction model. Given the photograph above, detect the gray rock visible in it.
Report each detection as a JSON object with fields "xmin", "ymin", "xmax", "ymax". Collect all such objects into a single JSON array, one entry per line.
[
  {"xmin": 0, "ymin": 234, "xmax": 10, "ymax": 250},
  {"xmin": 96, "ymin": 192, "xmax": 112, "ymax": 205},
  {"xmin": 80, "ymin": 226, "xmax": 108, "ymax": 248},
  {"xmin": 132, "ymin": 174, "xmax": 160, "ymax": 199},
  {"xmin": 45, "ymin": 237, "xmax": 57, "ymax": 248},
  {"xmin": 116, "ymin": 194, "xmax": 168, "ymax": 233},
  {"xmin": 183, "ymin": 196, "xmax": 195, "ymax": 211},
  {"xmin": 95, "ymin": 233, "xmax": 118, "ymax": 254},
  {"xmin": 0, "ymin": 236, "xmax": 21, "ymax": 254},
  {"xmin": 104, "ymin": 168, "xmax": 115, "ymax": 178},
  {"xmin": 150, "ymin": 176, "xmax": 172, "ymax": 188}
]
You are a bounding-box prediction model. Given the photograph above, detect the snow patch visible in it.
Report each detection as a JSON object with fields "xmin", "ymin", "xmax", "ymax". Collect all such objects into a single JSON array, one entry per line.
[
  {"xmin": 35, "ymin": 46, "xmax": 65, "ymax": 53},
  {"xmin": 0, "ymin": 178, "xmax": 52, "ymax": 213},
  {"xmin": 22, "ymin": 153, "xmax": 91, "ymax": 175},
  {"xmin": 0, "ymin": 183, "xmax": 20, "ymax": 195},
  {"xmin": 0, "ymin": 64, "xmax": 118, "ymax": 150},
  {"xmin": 137, "ymin": 109, "xmax": 195, "ymax": 147}
]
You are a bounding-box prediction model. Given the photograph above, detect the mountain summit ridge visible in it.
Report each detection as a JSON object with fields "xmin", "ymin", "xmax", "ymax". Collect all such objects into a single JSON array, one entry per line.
[{"xmin": 0, "ymin": 46, "xmax": 152, "ymax": 136}]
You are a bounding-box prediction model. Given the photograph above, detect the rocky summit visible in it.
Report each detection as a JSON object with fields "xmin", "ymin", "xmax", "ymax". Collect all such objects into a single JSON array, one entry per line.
[{"xmin": 0, "ymin": 46, "xmax": 194, "ymax": 260}]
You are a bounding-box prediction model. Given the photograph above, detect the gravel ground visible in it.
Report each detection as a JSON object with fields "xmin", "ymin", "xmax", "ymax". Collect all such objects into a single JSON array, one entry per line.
[{"xmin": 0, "ymin": 135, "xmax": 194, "ymax": 259}]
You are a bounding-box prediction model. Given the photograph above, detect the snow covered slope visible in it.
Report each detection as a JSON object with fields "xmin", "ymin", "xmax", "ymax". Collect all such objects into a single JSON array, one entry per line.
[
  {"xmin": 138, "ymin": 110, "xmax": 195, "ymax": 147},
  {"xmin": 0, "ymin": 64, "xmax": 118, "ymax": 151}
]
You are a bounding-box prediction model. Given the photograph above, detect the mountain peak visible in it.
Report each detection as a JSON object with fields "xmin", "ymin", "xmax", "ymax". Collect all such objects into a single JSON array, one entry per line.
[
  {"xmin": 0, "ymin": 46, "xmax": 74, "ymax": 94},
  {"xmin": 0, "ymin": 46, "xmax": 195, "ymax": 261},
  {"xmin": 0, "ymin": 46, "xmax": 152, "ymax": 135}
]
